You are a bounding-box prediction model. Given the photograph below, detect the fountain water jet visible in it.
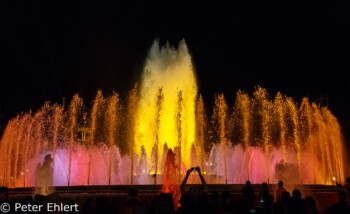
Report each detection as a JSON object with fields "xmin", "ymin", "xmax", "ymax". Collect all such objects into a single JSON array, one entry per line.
[
  {"xmin": 213, "ymin": 94, "xmax": 228, "ymax": 184},
  {"xmin": 106, "ymin": 92, "xmax": 120, "ymax": 185},
  {"xmin": 67, "ymin": 95, "xmax": 82, "ymax": 186},
  {"xmin": 233, "ymin": 91, "xmax": 251, "ymax": 180}
]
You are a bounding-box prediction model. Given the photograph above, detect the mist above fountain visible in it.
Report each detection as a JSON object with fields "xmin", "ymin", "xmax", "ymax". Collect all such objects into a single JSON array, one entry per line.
[{"xmin": 0, "ymin": 40, "xmax": 345, "ymax": 187}]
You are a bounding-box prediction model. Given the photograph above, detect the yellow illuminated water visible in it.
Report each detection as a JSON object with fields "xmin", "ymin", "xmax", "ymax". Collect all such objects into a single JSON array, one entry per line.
[{"xmin": 134, "ymin": 39, "xmax": 197, "ymax": 169}]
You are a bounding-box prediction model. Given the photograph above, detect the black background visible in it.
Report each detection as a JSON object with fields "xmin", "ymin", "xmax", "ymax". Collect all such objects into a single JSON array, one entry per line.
[{"xmin": 1, "ymin": 1, "xmax": 350, "ymax": 156}]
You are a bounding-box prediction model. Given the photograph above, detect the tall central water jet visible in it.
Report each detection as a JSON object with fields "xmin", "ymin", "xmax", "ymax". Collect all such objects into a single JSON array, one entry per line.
[{"xmin": 135, "ymin": 39, "xmax": 198, "ymax": 172}]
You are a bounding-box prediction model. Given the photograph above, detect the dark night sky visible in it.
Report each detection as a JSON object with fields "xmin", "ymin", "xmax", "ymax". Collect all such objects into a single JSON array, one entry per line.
[{"xmin": 1, "ymin": 0, "xmax": 350, "ymax": 146}]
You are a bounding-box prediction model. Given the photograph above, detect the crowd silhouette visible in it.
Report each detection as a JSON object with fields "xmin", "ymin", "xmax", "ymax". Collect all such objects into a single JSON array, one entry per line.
[{"xmin": 1, "ymin": 169, "xmax": 350, "ymax": 214}]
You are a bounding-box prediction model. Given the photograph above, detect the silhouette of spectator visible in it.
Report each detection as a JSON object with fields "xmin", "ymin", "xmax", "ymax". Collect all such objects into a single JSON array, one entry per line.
[
  {"xmin": 36, "ymin": 154, "xmax": 53, "ymax": 187},
  {"xmin": 287, "ymin": 189, "xmax": 312, "ymax": 214},
  {"xmin": 118, "ymin": 197, "xmax": 147, "ymax": 214},
  {"xmin": 211, "ymin": 191, "xmax": 220, "ymax": 212},
  {"xmin": 292, "ymin": 189, "xmax": 301, "ymax": 199},
  {"xmin": 242, "ymin": 180, "xmax": 255, "ymax": 208},
  {"xmin": 178, "ymin": 167, "xmax": 211, "ymax": 214},
  {"xmin": 180, "ymin": 166, "xmax": 208, "ymax": 194},
  {"xmin": 276, "ymin": 181, "xmax": 287, "ymax": 202},
  {"xmin": 81, "ymin": 198, "xmax": 96, "ymax": 214},
  {"xmin": 261, "ymin": 194, "xmax": 274, "ymax": 214},
  {"xmin": 151, "ymin": 193, "xmax": 175, "ymax": 214},
  {"xmin": 220, "ymin": 191, "xmax": 236, "ymax": 213},
  {"xmin": 260, "ymin": 182, "xmax": 270, "ymax": 201},
  {"xmin": 119, "ymin": 187, "xmax": 147, "ymax": 214},
  {"xmin": 255, "ymin": 182, "xmax": 273, "ymax": 214},
  {"xmin": 237, "ymin": 198, "xmax": 252, "ymax": 214},
  {"xmin": 34, "ymin": 194, "xmax": 46, "ymax": 206},
  {"xmin": 23, "ymin": 196, "xmax": 34, "ymax": 204},
  {"xmin": 96, "ymin": 196, "xmax": 114, "ymax": 214},
  {"xmin": 324, "ymin": 190, "xmax": 350, "ymax": 214},
  {"xmin": 176, "ymin": 194, "xmax": 189, "ymax": 214},
  {"xmin": 273, "ymin": 191, "xmax": 289, "ymax": 214},
  {"xmin": 281, "ymin": 191, "xmax": 291, "ymax": 205},
  {"xmin": 346, "ymin": 177, "xmax": 350, "ymax": 203},
  {"xmin": 305, "ymin": 196, "xmax": 318, "ymax": 214},
  {"xmin": 0, "ymin": 187, "xmax": 9, "ymax": 203}
]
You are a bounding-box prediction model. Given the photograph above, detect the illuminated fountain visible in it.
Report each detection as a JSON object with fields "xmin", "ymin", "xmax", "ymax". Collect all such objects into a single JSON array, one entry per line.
[{"xmin": 0, "ymin": 40, "xmax": 345, "ymax": 187}]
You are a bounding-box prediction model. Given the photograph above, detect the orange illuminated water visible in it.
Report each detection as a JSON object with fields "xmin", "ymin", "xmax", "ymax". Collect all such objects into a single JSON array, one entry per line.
[{"xmin": 0, "ymin": 40, "xmax": 345, "ymax": 187}]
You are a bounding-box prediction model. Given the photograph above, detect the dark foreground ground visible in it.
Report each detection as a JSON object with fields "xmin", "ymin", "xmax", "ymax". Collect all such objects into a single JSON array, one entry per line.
[{"xmin": 7, "ymin": 184, "xmax": 343, "ymax": 213}]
